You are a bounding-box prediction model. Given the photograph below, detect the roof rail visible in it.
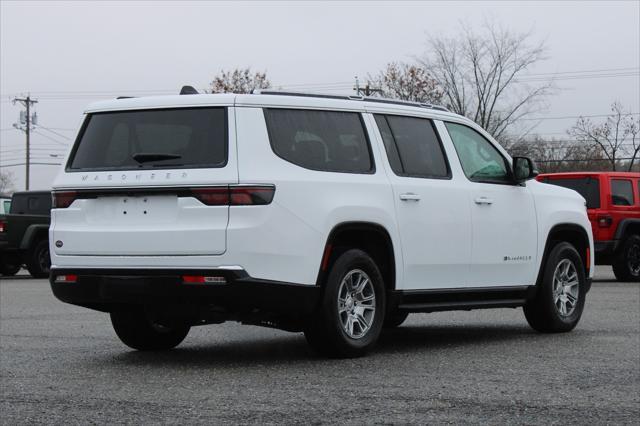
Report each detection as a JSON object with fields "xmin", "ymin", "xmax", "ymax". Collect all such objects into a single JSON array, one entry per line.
[{"xmin": 253, "ymin": 90, "xmax": 449, "ymax": 112}]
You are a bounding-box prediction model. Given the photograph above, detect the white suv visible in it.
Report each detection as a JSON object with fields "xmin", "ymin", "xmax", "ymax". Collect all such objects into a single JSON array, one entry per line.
[{"xmin": 49, "ymin": 90, "xmax": 594, "ymax": 357}]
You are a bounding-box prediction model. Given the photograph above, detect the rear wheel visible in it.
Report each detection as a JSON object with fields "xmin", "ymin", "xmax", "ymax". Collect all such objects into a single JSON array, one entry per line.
[
  {"xmin": 524, "ymin": 242, "xmax": 586, "ymax": 333},
  {"xmin": 110, "ymin": 309, "xmax": 190, "ymax": 351},
  {"xmin": 304, "ymin": 249, "xmax": 385, "ymax": 358},
  {"xmin": 25, "ymin": 239, "xmax": 50, "ymax": 278},
  {"xmin": 612, "ymin": 234, "xmax": 640, "ymax": 282}
]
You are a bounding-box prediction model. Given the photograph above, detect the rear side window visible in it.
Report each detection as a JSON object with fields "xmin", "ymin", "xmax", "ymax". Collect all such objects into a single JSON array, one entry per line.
[
  {"xmin": 68, "ymin": 107, "xmax": 227, "ymax": 171},
  {"xmin": 10, "ymin": 194, "xmax": 51, "ymax": 215},
  {"xmin": 264, "ymin": 109, "xmax": 373, "ymax": 173},
  {"xmin": 544, "ymin": 177, "xmax": 601, "ymax": 209},
  {"xmin": 611, "ymin": 179, "xmax": 634, "ymax": 206},
  {"xmin": 374, "ymin": 114, "xmax": 449, "ymax": 178}
]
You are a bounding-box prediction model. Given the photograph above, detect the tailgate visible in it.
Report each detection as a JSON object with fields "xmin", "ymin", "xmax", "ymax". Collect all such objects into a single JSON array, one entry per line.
[{"xmin": 52, "ymin": 190, "xmax": 228, "ymax": 256}]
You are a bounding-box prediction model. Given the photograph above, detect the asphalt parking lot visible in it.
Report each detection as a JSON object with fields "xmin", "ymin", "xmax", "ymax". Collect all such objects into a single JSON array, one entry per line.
[{"xmin": 1, "ymin": 267, "xmax": 638, "ymax": 425}]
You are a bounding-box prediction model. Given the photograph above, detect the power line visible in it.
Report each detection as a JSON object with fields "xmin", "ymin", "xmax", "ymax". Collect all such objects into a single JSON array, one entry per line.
[
  {"xmin": 1, "ymin": 147, "xmax": 66, "ymax": 153},
  {"xmin": 37, "ymin": 125, "xmax": 73, "ymax": 141},
  {"xmin": 2, "ymin": 66, "xmax": 637, "ymax": 98},
  {"xmin": 0, "ymin": 162, "xmax": 61, "ymax": 167},
  {"xmin": 519, "ymin": 112, "xmax": 640, "ymax": 121},
  {"xmin": 521, "ymin": 67, "xmax": 639, "ymax": 77},
  {"xmin": 535, "ymin": 157, "xmax": 637, "ymax": 164},
  {"xmin": 31, "ymin": 130, "xmax": 69, "ymax": 146}
]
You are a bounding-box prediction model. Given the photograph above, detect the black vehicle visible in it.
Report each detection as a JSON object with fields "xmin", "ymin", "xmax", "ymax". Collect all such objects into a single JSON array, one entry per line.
[{"xmin": 0, "ymin": 191, "xmax": 52, "ymax": 278}]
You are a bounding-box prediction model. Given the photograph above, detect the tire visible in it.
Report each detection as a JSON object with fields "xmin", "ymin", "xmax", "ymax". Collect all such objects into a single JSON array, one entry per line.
[
  {"xmin": 304, "ymin": 249, "xmax": 386, "ymax": 358},
  {"xmin": 25, "ymin": 239, "xmax": 50, "ymax": 279},
  {"xmin": 0, "ymin": 254, "xmax": 21, "ymax": 276},
  {"xmin": 110, "ymin": 309, "xmax": 190, "ymax": 351},
  {"xmin": 524, "ymin": 242, "xmax": 587, "ymax": 333},
  {"xmin": 384, "ymin": 311, "xmax": 409, "ymax": 328},
  {"xmin": 612, "ymin": 234, "xmax": 640, "ymax": 282}
]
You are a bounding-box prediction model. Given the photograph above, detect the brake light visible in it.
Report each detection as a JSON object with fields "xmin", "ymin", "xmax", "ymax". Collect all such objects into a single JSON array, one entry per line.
[
  {"xmin": 0, "ymin": 220, "xmax": 5, "ymax": 233},
  {"xmin": 190, "ymin": 185, "xmax": 275, "ymax": 206},
  {"xmin": 230, "ymin": 186, "xmax": 275, "ymax": 205},
  {"xmin": 52, "ymin": 191, "xmax": 78, "ymax": 208},
  {"xmin": 182, "ymin": 275, "xmax": 226, "ymax": 284},
  {"xmin": 55, "ymin": 274, "xmax": 78, "ymax": 283},
  {"xmin": 191, "ymin": 187, "xmax": 230, "ymax": 206},
  {"xmin": 597, "ymin": 215, "xmax": 613, "ymax": 228}
]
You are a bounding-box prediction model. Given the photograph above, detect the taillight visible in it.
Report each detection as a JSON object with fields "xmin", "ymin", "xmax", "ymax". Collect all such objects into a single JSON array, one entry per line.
[
  {"xmin": 55, "ymin": 274, "xmax": 78, "ymax": 283},
  {"xmin": 229, "ymin": 186, "xmax": 275, "ymax": 205},
  {"xmin": 52, "ymin": 191, "xmax": 78, "ymax": 208},
  {"xmin": 0, "ymin": 220, "xmax": 5, "ymax": 233},
  {"xmin": 597, "ymin": 215, "xmax": 613, "ymax": 228},
  {"xmin": 182, "ymin": 275, "xmax": 226, "ymax": 284},
  {"xmin": 191, "ymin": 185, "xmax": 275, "ymax": 206},
  {"xmin": 191, "ymin": 187, "xmax": 230, "ymax": 206}
]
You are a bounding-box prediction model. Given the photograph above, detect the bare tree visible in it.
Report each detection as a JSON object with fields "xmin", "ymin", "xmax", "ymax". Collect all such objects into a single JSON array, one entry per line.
[
  {"xmin": 368, "ymin": 62, "xmax": 443, "ymax": 103},
  {"xmin": 568, "ymin": 102, "xmax": 640, "ymax": 171},
  {"xmin": 209, "ymin": 67, "xmax": 271, "ymax": 94},
  {"xmin": 505, "ymin": 135, "xmax": 607, "ymax": 173},
  {"xmin": 420, "ymin": 21, "xmax": 553, "ymax": 140},
  {"xmin": 0, "ymin": 170, "xmax": 15, "ymax": 193}
]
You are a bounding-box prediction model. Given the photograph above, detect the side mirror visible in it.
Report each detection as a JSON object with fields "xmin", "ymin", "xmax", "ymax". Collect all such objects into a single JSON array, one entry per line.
[{"xmin": 513, "ymin": 156, "xmax": 539, "ymax": 183}]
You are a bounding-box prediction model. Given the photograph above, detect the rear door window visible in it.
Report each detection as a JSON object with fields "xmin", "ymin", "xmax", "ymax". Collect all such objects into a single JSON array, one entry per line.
[
  {"xmin": 264, "ymin": 109, "xmax": 373, "ymax": 173},
  {"xmin": 68, "ymin": 107, "xmax": 227, "ymax": 171},
  {"xmin": 374, "ymin": 115, "xmax": 449, "ymax": 178},
  {"xmin": 544, "ymin": 177, "xmax": 600, "ymax": 209},
  {"xmin": 611, "ymin": 179, "xmax": 634, "ymax": 206}
]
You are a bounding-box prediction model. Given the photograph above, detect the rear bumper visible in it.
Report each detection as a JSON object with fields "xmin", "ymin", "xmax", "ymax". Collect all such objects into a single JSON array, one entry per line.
[{"xmin": 49, "ymin": 267, "xmax": 321, "ymax": 321}]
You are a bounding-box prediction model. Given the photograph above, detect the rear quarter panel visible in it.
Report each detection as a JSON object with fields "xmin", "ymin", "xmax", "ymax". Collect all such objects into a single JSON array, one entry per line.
[{"xmin": 232, "ymin": 106, "xmax": 401, "ymax": 286}]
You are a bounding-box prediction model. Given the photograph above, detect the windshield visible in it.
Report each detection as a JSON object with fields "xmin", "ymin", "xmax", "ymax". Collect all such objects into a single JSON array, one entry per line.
[
  {"xmin": 544, "ymin": 177, "xmax": 601, "ymax": 209},
  {"xmin": 67, "ymin": 107, "xmax": 227, "ymax": 171}
]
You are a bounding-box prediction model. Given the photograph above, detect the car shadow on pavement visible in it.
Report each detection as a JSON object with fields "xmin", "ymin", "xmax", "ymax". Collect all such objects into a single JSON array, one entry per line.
[
  {"xmin": 376, "ymin": 324, "xmax": 536, "ymax": 354},
  {"xmin": 0, "ymin": 274, "xmax": 37, "ymax": 281},
  {"xmin": 109, "ymin": 324, "xmax": 537, "ymax": 368}
]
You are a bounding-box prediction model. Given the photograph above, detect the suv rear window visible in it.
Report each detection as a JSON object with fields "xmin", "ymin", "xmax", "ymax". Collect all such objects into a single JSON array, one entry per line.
[
  {"xmin": 68, "ymin": 107, "xmax": 227, "ymax": 171},
  {"xmin": 611, "ymin": 179, "xmax": 634, "ymax": 206},
  {"xmin": 544, "ymin": 177, "xmax": 601, "ymax": 209},
  {"xmin": 264, "ymin": 109, "xmax": 373, "ymax": 173}
]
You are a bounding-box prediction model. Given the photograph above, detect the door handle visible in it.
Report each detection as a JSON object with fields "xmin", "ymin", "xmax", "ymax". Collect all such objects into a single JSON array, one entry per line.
[
  {"xmin": 474, "ymin": 197, "xmax": 493, "ymax": 205},
  {"xmin": 399, "ymin": 193, "xmax": 421, "ymax": 202}
]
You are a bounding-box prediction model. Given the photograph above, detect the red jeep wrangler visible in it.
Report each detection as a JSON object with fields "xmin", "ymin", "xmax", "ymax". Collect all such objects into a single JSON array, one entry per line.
[{"xmin": 537, "ymin": 172, "xmax": 640, "ymax": 282}]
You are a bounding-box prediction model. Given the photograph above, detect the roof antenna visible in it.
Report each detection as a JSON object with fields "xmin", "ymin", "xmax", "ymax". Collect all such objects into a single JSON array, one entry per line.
[{"xmin": 180, "ymin": 85, "xmax": 199, "ymax": 95}]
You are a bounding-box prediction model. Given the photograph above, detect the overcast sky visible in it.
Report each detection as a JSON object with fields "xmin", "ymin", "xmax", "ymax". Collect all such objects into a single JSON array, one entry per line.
[{"xmin": 1, "ymin": 0, "xmax": 639, "ymax": 191}]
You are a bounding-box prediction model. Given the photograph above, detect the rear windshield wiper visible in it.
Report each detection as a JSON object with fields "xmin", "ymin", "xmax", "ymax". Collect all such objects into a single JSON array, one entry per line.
[{"xmin": 132, "ymin": 153, "xmax": 182, "ymax": 164}]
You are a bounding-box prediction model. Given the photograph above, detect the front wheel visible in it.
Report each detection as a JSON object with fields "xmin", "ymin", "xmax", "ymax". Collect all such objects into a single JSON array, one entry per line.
[
  {"xmin": 110, "ymin": 309, "xmax": 190, "ymax": 351},
  {"xmin": 304, "ymin": 249, "xmax": 386, "ymax": 358},
  {"xmin": 612, "ymin": 234, "xmax": 640, "ymax": 282},
  {"xmin": 524, "ymin": 242, "xmax": 587, "ymax": 333}
]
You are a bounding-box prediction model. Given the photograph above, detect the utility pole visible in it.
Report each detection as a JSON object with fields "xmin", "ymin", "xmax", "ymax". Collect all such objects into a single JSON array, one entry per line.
[
  {"xmin": 353, "ymin": 77, "xmax": 383, "ymax": 97},
  {"xmin": 12, "ymin": 95, "xmax": 38, "ymax": 190}
]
